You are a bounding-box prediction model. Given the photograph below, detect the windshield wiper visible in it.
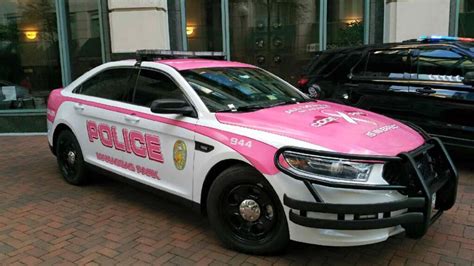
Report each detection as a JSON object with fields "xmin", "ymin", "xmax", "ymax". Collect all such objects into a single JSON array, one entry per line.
[
  {"xmin": 215, "ymin": 99, "xmax": 315, "ymax": 113},
  {"xmin": 266, "ymin": 100, "xmax": 297, "ymax": 108},
  {"xmin": 266, "ymin": 98, "xmax": 315, "ymax": 108},
  {"xmin": 215, "ymin": 105, "xmax": 266, "ymax": 113}
]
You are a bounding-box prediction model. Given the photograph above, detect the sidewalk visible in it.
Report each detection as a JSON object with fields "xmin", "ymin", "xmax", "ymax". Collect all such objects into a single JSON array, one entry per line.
[{"xmin": 0, "ymin": 136, "xmax": 473, "ymax": 265}]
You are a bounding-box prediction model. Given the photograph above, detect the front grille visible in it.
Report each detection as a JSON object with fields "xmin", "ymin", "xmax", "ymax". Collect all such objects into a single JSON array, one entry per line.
[
  {"xmin": 414, "ymin": 152, "xmax": 437, "ymax": 185},
  {"xmin": 413, "ymin": 147, "xmax": 451, "ymax": 193},
  {"xmin": 382, "ymin": 161, "xmax": 417, "ymax": 195},
  {"xmin": 382, "ymin": 144, "xmax": 450, "ymax": 195}
]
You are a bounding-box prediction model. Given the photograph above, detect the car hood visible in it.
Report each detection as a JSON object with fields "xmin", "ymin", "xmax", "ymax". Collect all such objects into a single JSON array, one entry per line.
[{"xmin": 215, "ymin": 101, "xmax": 424, "ymax": 156}]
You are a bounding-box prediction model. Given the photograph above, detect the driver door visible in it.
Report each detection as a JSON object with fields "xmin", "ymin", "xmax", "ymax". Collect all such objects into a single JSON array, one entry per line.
[
  {"xmin": 346, "ymin": 48, "xmax": 417, "ymax": 122},
  {"xmin": 408, "ymin": 47, "xmax": 474, "ymax": 147}
]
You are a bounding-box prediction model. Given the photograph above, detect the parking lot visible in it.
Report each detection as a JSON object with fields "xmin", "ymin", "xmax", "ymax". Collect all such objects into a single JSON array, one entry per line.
[{"xmin": 0, "ymin": 136, "xmax": 473, "ymax": 265}]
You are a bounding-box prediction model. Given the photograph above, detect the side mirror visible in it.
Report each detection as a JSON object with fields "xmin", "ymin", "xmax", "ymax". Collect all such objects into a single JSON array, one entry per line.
[
  {"xmin": 307, "ymin": 84, "xmax": 324, "ymax": 99},
  {"xmin": 463, "ymin": 71, "xmax": 474, "ymax": 85},
  {"xmin": 150, "ymin": 99, "xmax": 195, "ymax": 116}
]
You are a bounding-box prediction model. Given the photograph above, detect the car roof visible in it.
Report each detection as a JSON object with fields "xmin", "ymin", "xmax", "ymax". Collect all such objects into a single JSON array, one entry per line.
[
  {"xmin": 323, "ymin": 41, "xmax": 474, "ymax": 55},
  {"xmin": 156, "ymin": 59, "xmax": 257, "ymax": 71}
]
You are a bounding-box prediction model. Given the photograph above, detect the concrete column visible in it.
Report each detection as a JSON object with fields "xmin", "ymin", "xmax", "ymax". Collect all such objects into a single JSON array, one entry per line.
[
  {"xmin": 384, "ymin": 0, "xmax": 451, "ymax": 43},
  {"xmin": 108, "ymin": 0, "xmax": 170, "ymax": 53}
]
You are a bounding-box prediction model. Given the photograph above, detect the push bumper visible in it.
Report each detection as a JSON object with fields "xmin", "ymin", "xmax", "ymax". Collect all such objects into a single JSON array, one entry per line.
[
  {"xmin": 276, "ymin": 138, "xmax": 458, "ymax": 238},
  {"xmin": 284, "ymin": 196, "xmax": 426, "ymax": 230}
]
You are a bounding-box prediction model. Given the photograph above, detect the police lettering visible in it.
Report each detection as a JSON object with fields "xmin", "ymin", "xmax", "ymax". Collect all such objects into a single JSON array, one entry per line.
[{"xmin": 87, "ymin": 120, "xmax": 164, "ymax": 163}]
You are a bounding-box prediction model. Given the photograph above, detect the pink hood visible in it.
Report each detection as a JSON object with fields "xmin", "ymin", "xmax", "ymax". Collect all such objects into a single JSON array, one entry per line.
[{"xmin": 216, "ymin": 101, "xmax": 425, "ymax": 156}]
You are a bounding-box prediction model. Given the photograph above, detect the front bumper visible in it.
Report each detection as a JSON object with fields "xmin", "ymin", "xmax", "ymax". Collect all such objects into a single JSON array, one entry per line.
[{"xmin": 276, "ymin": 138, "xmax": 458, "ymax": 238}]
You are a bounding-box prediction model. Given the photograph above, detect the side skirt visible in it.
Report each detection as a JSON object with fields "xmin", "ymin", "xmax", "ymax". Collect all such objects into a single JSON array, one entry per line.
[{"xmin": 85, "ymin": 163, "xmax": 202, "ymax": 214}]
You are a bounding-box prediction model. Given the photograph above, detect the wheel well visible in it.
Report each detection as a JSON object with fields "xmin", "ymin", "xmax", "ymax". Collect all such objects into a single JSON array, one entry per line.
[
  {"xmin": 52, "ymin": 123, "xmax": 73, "ymax": 155},
  {"xmin": 200, "ymin": 159, "xmax": 252, "ymax": 215}
]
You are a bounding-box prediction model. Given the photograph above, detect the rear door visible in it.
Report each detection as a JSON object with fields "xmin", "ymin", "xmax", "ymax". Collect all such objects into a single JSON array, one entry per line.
[
  {"xmin": 72, "ymin": 67, "xmax": 138, "ymax": 170},
  {"xmin": 345, "ymin": 48, "xmax": 418, "ymax": 122},
  {"xmin": 409, "ymin": 46, "xmax": 474, "ymax": 147}
]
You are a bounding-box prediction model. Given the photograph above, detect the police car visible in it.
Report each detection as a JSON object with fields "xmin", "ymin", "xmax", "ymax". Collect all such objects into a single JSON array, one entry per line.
[{"xmin": 47, "ymin": 50, "xmax": 458, "ymax": 254}]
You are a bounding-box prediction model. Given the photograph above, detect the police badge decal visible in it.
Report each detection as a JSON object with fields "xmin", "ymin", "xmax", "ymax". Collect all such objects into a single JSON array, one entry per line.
[{"xmin": 173, "ymin": 140, "xmax": 187, "ymax": 170}]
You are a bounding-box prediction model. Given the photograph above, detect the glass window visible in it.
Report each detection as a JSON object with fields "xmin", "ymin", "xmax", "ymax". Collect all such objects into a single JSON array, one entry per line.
[
  {"xmin": 0, "ymin": 0, "xmax": 61, "ymax": 114},
  {"xmin": 77, "ymin": 68, "xmax": 134, "ymax": 101},
  {"xmin": 66, "ymin": 0, "xmax": 103, "ymax": 79},
  {"xmin": 133, "ymin": 69, "xmax": 185, "ymax": 107},
  {"xmin": 311, "ymin": 51, "xmax": 361, "ymax": 78},
  {"xmin": 414, "ymin": 48, "xmax": 474, "ymax": 80},
  {"xmin": 459, "ymin": 0, "xmax": 474, "ymax": 38},
  {"xmin": 186, "ymin": 0, "xmax": 222, "ymax": 51},
  {"xmin": 369, "ymin": 0, "xmax": 384, "ymax": 44},
  {"xmin": 353, "ymin": 49, "xmax": 412, "ymax": 79},
  {"xmin": 327, "ymin": 0, "xmax": 364, "ymax": 49},
  {"xmin": 229, "ymin": 0, "xmax": 320, "ymax": 84},
  {"xmin": 181, "ymin": 67, "xmax": 307, "ymax": 112},
  {"xmin": 306, "ymin": 52, "xmax": 339, "ymax": 76}
]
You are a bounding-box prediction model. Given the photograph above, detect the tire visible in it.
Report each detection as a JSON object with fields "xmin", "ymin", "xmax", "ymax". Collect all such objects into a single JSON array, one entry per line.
[
  {"xmin": 56, "ymin": 130, "xmax": 88, "ymax": 185},
  {"xmin": 207, "ymin": 165, "xmax": 289, "ymax": 254}
]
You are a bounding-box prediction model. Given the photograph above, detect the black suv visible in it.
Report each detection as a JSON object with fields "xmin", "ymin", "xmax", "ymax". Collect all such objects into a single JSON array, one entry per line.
[{"xmin": 298, "ymin": 36, "xmax": 474, "ymax": 149}]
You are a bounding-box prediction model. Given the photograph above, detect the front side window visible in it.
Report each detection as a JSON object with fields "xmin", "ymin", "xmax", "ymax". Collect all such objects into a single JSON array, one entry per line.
[
  {"xmin": 414, "ymin": 48, "xmax": 474, "ymax": 81},
  {"xmin": 353, "ymin": 49, "xmax": 412, "ymax": 79},
  {"xmin": 133, "ymin": 69, "xmax": 186, "ymax": 107},
  {"xmin": 76, "ymin": 68, "xmax": 134, "ymax": 102},
  {"xmin": 180, "ymin": 67, "xmax": 307, "ymax": 112}
]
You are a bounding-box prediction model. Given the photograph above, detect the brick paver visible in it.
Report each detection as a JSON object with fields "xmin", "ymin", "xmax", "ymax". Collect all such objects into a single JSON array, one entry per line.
[{"xmin": 0, "ymin": 136, "xmax": 473, "ymax": 265}]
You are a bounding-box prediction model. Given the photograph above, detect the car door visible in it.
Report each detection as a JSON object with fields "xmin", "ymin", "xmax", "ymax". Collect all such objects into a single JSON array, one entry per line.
[
  {"xmin": 345, "ymin": 48, "xmax": 418, "ymax": 122},
  {"xmin": 71, "ymin": 66, "xmax": 139, "ymax": 171},
  {"xmin": 119, "ymin": 65, "xmax": 197, "ymax": 200},
  {"xmin": 409, "ymin": 46, "xmax": 474, "ymax": 147}
]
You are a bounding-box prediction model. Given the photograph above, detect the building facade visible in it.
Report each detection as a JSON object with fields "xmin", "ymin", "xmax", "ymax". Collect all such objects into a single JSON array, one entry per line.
[{"xmin": 0, "ymin": 0, "xmax": 472, "ymax": 133}]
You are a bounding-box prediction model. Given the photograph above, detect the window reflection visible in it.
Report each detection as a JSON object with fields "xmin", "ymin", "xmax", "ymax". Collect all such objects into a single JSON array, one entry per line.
[
  {"xmin": 459, "ymin": 0, "xmax": 474, "ymax": 37},
  {"xmin": 66, "ymin": 0, "xmax": 102, "ymax": 79},
  {"xmin": 186, "ymin": 0, "xmax": 222, "ymax": 51},
  {"xmin": 0, "ymin": 0, "xmax": 61, "ymax": 113},
  {"xmin": 327, "ymin": 0, "xmax": 364, "ymax": 49},
  {"xmin": 229, "ymin": 0, "xmax": 320, "ymax": 84}
]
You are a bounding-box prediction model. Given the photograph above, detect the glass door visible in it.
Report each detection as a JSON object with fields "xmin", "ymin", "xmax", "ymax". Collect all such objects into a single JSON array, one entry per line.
[{"xmin": 228, "ymin": 0, "xmax": 320, "ymax": 84}]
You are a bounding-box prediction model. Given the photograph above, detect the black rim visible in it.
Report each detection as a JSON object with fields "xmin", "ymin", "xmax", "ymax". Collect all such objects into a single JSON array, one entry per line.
[
  {"xmin": 58, "ymin": 136, "xmax": 79, "ymax": 180},
  {"xmin": 219, "ymin": 183, "xmax": 277, "ymax": 243}
]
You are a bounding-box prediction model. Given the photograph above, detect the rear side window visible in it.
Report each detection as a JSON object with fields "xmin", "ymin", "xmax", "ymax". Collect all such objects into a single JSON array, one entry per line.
[
  {"xmin": 132, "ymin": 69, "xmax": 186, "ymax": 107},
  {"xmin": 76, "ymin": 68, "xmax": 135, "ymax": 102},
  {"xmin": 329, "ymin": 52, "xmax": 362, "ymax": 79},
  {"xmin": 307, "ymin": 52, "xmax": 346, "ymax": 77},
  {"xmin": 414, "ymin": 48, "xmax": 474, "ymax": 80},
  {"xmin": 353, "ymin": 49, "xmax": 412, "ymax": 79},
  {"xmin": 318, "ymin": 53, "xmax": 349, "ymax": 76}
]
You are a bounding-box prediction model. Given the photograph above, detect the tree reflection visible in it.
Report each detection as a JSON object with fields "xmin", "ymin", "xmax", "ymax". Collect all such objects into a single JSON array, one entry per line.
[{"xmin": 20, "ymin": 0, "xmax": 57, "ymax": 42}]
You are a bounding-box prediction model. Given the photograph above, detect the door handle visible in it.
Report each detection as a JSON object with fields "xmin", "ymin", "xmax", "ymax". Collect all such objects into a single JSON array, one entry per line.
[
  {"xmin": 73, "ymin": 103, "xmax": 85, "ymax": 111},
  {"xmin": 415, "ymin": 87, "xmax": 436, "ymax": 94},
  {"xmin": 124, "ymin": 114, "xmax": 140, "ymax": 123}
]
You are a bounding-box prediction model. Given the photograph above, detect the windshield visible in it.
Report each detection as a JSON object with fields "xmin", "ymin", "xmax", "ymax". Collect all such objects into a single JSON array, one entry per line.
[{"xmin": 180, "ymin": 67, "xmax": 308, "ymax": 112}]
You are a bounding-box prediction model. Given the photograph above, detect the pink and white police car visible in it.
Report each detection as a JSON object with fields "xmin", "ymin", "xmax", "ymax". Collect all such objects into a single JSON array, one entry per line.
[{"xmin": 47, "ymin": 50, "xmax": 458, "ymax": 254}]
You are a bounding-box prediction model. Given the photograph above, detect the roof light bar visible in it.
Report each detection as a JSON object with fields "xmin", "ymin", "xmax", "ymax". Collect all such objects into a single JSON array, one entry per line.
[
  {"xmin": 136, "ymin": 49, "xmax": 226, "ymax": 62},
  {"xmin": 418, "ymin": 35, "xmax": 474, "ymax": 42}
]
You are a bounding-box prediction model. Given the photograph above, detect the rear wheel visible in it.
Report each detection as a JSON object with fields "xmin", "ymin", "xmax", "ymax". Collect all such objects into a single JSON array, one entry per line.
[
  {"xmin": 56, "ymin": 130, "xmax": 88, "ymax": 185},
  {"xmin": 207, "ymin": 165, "xmax": 289, "ymax": 254}
]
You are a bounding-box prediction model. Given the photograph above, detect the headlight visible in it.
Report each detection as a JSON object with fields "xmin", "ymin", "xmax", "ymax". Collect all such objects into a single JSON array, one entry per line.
[{"xmin": 281, "ymin": 151, "xmax": 373, "ymax": 182}]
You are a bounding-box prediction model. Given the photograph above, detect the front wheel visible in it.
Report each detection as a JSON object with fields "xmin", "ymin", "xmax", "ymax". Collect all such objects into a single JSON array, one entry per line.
[
  {"xmin": 56, "ymin": 130, "xmax": 88, "ymax": 185},
  {"xmin": 207, "ymin": 165, "xmax": 289, "ymax": 254}
]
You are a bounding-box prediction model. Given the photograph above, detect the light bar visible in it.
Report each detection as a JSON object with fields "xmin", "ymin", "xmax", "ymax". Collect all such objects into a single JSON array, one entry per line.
[
  {"xmin": 418, "ymin": 35, "xmax": 474, "ymax": 42},
  {"xmin": 136, "ymin": 49, "xmax": 226, "ymax": 61}
]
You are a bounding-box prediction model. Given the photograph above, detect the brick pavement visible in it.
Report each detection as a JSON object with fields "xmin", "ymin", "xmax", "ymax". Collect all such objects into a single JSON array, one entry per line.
[{"xmin": 0, "ymin": 136, "xmax": 473, "ymax": 265}]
